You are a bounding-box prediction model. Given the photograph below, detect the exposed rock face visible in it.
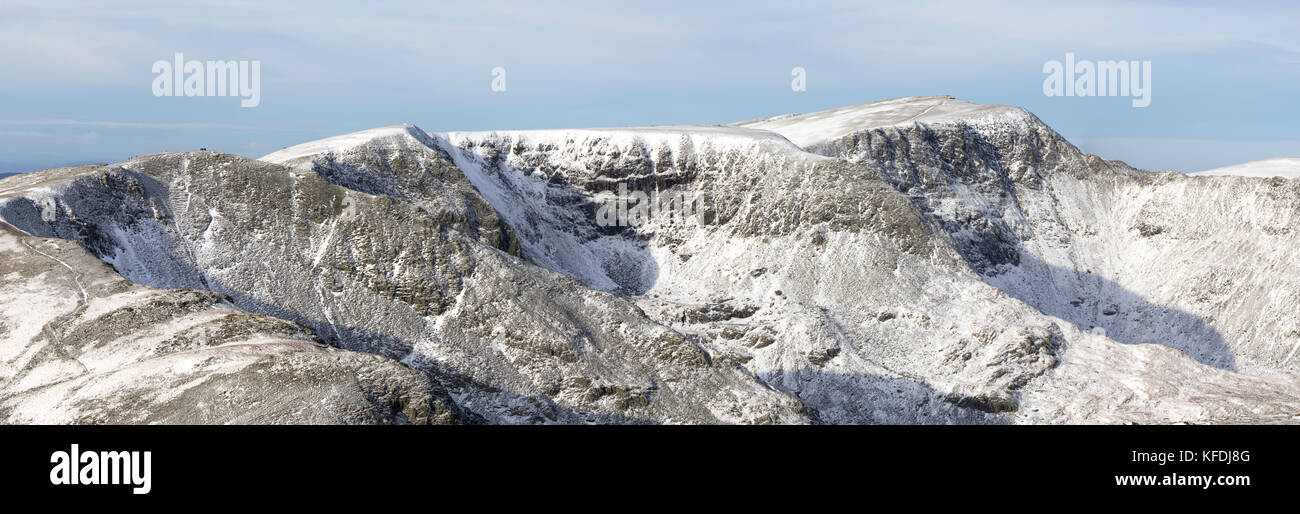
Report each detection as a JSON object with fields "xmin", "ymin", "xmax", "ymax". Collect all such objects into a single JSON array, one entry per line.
[
  {"xmin": 0, "ymin": 136, "xmax": 808, "ymax": 424},
  {"xmin": 743, "ymin": 97, "xmax": 1300, "ymax": 375},
  {"xmin": 1, "ymin": 96, "xmax": 1298, "ymax": 424},
  {"xmin": 0, "ymin": 221, "xmax": 467, "ymax": 424}
]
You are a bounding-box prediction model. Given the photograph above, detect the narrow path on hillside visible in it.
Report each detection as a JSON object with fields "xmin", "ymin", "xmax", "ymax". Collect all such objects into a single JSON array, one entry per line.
[{"xmin": 10, "ymin": 225, "xmax": 92, "ymax": 374}]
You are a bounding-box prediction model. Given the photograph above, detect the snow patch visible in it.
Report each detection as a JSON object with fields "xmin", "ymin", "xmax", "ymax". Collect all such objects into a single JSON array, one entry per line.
[
  {"xmin": 259, "ymin": 125, "xmax": 427, "ymax": 167},
  {"xmin": 1187, "ymin": 158, "xmax": 1300, "ymax": 179},
  {"xmin": 734, "ymin": 96, "xmax": 1031, "ymax": 149}
]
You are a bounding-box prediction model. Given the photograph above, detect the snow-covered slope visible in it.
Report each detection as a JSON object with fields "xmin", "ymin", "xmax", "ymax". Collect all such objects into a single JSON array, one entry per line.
[
  {"xmin": 421, "ymin": 101, "xmax": 1300, "ymax": 423},
  {"xmin": 747, "ymin": 97, "xmax": 1300, "ymax": 378},
  {"xmin": 0, "ymin": 220, "xmax": 465, "ymax": 424},
  {"xmin": 261, "ymin": 125, "xmax": 433, "ymax": 166},
  {"xmin": 434, "ymin": 125, "xmax": 824, "ymax": 294},
  {"xmin": 1, "ymin": 147, "xmax": 807, "ymax": 424},
  {"xmin": 734, "ymin": 96, "xmax": 1030, "ymax": 149},
  {"xmin": 1, "ymin": 96, "xmax": 1298, "ymax": 424},
  {"xmin": 1188, "ymin": 158, "xmax": 1300, "ymax": 179}
]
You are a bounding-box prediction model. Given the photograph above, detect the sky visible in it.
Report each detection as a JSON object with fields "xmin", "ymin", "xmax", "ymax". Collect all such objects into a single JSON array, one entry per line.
[{"xmin": 0, "ymin": 0, "xmax": 1297, "ymax": 174}]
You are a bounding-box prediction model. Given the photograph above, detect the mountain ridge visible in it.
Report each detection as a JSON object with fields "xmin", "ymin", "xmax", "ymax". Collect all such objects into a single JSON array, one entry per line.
[
  {"xmin": 2, "ymin": 96, "xmax": 1299, "ymax": 424},
  {"xmin": 1189, "ymin": 158, "xmax": 1300, "ymax": 179}
]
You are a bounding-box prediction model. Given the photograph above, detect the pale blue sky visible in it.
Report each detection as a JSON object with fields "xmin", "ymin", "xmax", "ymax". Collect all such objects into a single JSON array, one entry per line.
[{"xmin": 1, "ymin": 0, "xmax": 1297, "ymax": 174}]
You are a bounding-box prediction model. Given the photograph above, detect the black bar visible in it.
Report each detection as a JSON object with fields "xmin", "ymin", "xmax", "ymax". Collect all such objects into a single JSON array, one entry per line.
[{"xmin": 1, "ymin": 425, "xmax": 1290, "ymax": 503}]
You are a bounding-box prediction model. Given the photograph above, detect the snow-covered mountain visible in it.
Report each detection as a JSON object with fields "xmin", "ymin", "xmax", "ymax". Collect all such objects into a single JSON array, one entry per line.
[
  {"xmin": 2, "ymin": 96, "xmax": 1297, "ymax": 424},
  {"xmin": 1188, "ymin": 158, "xmax": 1300, "ymax": 179}
]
